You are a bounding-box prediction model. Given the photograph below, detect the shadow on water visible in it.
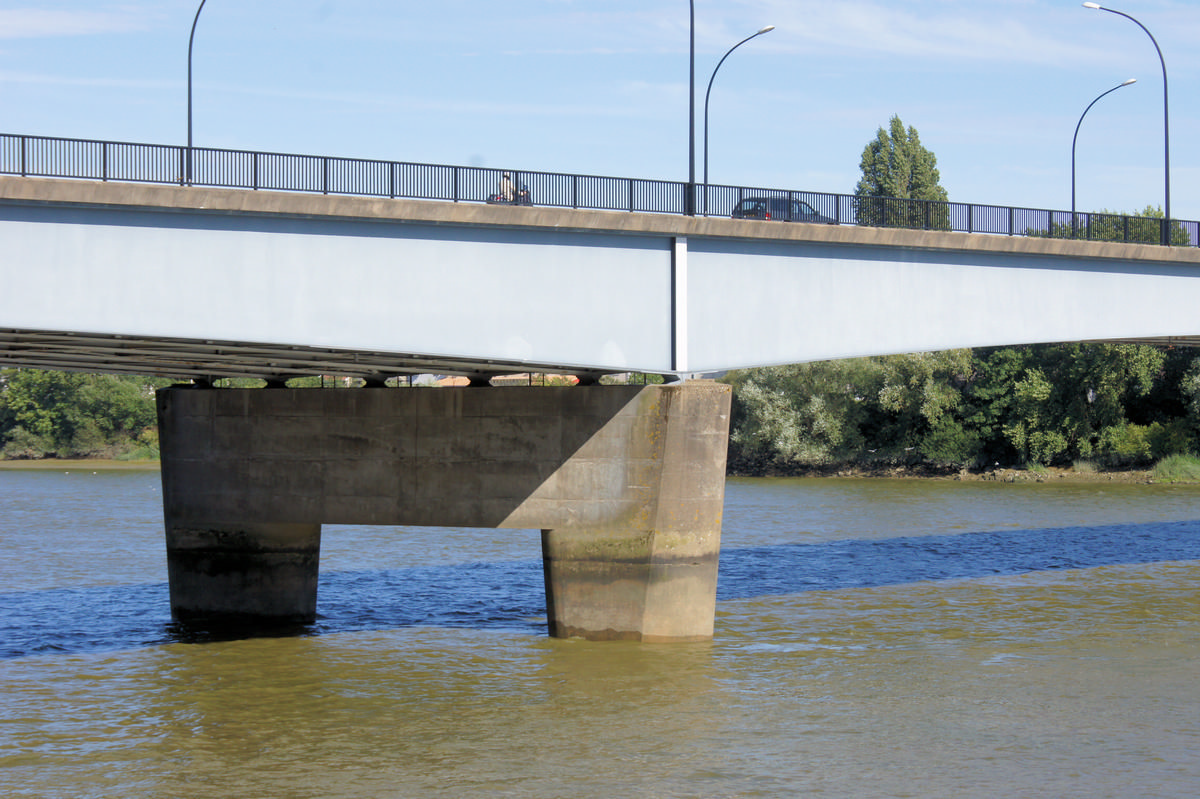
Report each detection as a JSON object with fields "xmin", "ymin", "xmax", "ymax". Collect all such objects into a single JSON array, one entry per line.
[{"xmin": 4, "ymin": 520, "xmax": 1199, "ymax": 658}]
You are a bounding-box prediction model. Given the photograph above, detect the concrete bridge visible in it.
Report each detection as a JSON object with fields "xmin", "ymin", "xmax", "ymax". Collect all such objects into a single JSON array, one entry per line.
[{"xmin": 4, "ymin": 175, "xmax": 1200, "ymax": 642}]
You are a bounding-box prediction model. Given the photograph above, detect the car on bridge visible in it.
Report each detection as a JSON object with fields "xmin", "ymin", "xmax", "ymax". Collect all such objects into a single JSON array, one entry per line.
[{"xmin": 731, "ymin": 197, "xmax": 835, "ymax": 224}]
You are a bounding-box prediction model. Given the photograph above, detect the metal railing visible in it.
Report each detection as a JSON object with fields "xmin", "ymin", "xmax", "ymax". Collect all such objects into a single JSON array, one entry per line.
[{"xmin": 3, "ymin": 132, "xmax": 1195, "ymax": 247}]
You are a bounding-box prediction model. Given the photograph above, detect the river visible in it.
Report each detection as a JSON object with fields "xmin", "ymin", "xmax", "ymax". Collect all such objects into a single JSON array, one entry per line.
[{"xmin": 2, "ymin": 468, "xmax": 1199, "ymax": 798}]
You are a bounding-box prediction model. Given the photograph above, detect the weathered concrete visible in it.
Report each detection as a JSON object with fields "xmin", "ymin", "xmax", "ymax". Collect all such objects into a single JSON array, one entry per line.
[
  {"xmin": 166, "ymin": 522, "xmax": 321, "ymax": 624},
  {"xmin": 157, "ymin": 382, "xmax": 731, "ymax": 641}
]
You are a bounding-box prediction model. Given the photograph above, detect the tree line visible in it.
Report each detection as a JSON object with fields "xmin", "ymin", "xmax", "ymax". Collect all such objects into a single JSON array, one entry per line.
[
  {"xmin": 5, "ymin": 343, "xmax": 1200, "ymax": 471},
  {"xmin": 721, "ymin": 343, "xmax": 1200, "ymax": 475},
  {"xmin": 0, "ymin": 370, "xmax": 170, "ymax": 460}
]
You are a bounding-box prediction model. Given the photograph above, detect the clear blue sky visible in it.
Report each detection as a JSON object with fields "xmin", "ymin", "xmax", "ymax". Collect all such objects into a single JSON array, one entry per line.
[{"xmin": 2, "ymin": 1, "xmax": 1198, "ymax": 219}]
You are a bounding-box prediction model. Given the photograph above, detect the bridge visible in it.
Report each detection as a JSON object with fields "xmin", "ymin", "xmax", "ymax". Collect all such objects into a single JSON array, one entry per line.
[
  {"xmin": 4, "ymin": 143, "xmax": 1200, "ymax": 644},
  {"xmin": 4, "ymin": 174, "xmax": 1200, "ymax": 382}
]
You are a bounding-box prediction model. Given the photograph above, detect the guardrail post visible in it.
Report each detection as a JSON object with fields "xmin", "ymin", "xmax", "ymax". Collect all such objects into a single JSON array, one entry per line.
[
  {"xmin": 453, "ymin": 166, "xmax": 460, "ymax": 203},
  {"xmin": 253, "ymin": 152, "xmax": 259, "ymax": 191},
  {"xmin": 322, "ymin": 157, "xmax": 329, "ymax": 195},
  {"xmin": 19, "ymin": 135, "xmax": 27, "ymax": 176},
  {"xmin": 389, "ymin": 162, "xmax": 396, "ymax": 199},
  {"xmin": 572, "ymin": 175, "xmax": 578, "ymax": 209}
]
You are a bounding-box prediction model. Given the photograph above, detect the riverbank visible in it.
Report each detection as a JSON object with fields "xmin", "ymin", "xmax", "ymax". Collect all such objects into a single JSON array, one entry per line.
[
  {"xmin": 828, "ymin": 464, "xmax": 1156, "ymax": 484},
  {"xmin": 0, "ymin": 458, "xmax": 159, "ymax": 471},
  {"xmin": 726, "ymin": 460, "xmax": 1175, "ymax": 484},
  {"xmin": 1, "ymin": 457, "xmax": 1178, "ymax": 484}
]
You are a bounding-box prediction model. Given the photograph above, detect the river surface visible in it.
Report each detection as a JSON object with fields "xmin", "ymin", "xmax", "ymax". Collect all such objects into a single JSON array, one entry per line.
[{"xmin": 2, "ymin": 469, "xmax": 1200, "ymax": 798}]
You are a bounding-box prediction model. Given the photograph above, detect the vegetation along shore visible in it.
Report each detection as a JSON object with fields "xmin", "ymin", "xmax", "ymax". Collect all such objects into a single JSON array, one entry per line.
[{"xmin": 5, "ymin": 341, "xmax": 1200, "ymax": 484}]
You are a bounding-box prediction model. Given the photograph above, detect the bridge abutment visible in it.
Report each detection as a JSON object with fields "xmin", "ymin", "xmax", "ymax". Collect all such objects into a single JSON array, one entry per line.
[{"xmin": 157, "ymin": 382, "xmax": 730, "ymax": 641}]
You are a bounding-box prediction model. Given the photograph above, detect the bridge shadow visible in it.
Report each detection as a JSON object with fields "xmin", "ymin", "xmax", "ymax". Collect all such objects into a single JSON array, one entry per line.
[{"xmin": 3, "ymin": 519, "xmax": 1199, "ymax": 659}]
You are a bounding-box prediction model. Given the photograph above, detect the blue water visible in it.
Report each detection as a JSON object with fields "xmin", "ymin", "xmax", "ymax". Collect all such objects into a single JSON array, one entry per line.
[
  {"xmin": 3, "ymin": 470, "xmax": 1199, "ymax": 658},
  {"xmin": 5, "ymin": 469, "xmax": 1200, "ymax": 798}
]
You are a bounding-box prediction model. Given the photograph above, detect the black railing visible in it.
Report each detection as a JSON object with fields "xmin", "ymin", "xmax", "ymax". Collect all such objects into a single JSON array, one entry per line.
[{"xmin": 3, "ymin": 132, "xmax": 1195, "ymax": 247}]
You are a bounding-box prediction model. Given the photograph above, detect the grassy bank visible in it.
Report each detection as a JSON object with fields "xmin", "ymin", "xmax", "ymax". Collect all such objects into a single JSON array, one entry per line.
[{"xmin": 1151, "ymin": 454, "xmax": 1200, "ymax": 483}]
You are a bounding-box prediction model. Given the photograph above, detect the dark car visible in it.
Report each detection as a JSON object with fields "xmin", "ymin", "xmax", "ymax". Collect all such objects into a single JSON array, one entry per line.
[{"xmin": 731, "ymin": 197, "xmax": 835, "ymax": 224}]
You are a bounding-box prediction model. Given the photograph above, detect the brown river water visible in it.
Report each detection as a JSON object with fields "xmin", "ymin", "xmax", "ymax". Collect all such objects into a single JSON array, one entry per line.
[{"xmin": 2, "ymin": 468, "xmax": 1199, "ymax": 798}]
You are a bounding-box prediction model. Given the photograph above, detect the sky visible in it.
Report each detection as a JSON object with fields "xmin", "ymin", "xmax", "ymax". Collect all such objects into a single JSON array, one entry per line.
[{"xmin": 2, "ymin": 0, "xmax": 1199, "ymax": 219}]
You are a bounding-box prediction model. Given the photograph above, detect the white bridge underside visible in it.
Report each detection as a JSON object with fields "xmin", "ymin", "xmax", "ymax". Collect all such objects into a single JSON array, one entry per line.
[{"xmin": 3, "ymin": 178, "xmax": 1200, "ymax": 381}]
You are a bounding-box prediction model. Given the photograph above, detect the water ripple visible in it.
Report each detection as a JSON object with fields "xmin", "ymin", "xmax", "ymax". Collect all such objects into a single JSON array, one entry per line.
[{"xmin": 2, "ymin": 519, "xmax": 1198, "ymax": 659}]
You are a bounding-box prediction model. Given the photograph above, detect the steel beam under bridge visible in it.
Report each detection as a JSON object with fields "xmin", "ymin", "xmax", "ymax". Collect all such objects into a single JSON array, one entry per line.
[{"xmin": 3, "ymin": 176, "xmax": 1200, "ymax": 382}]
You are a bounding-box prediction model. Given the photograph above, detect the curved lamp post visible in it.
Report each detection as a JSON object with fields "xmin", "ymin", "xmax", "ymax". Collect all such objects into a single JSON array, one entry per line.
[
  {"xmin": 1082, "ymin": 3, "xmax": 1170, "ymax": 243},
  {"xmin": 187, "ymin": 0, "xmax": 208, "ymax": 186},
  {"xmin": 703, "ymin": 25, "xmax": 775, "ymax": 215},
  {"xmin": 1072, "ymin": 78, "xmax": 1136, "ymax": 236}
]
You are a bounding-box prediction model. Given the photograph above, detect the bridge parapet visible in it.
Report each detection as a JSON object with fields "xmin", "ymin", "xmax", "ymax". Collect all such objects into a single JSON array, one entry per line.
[{"xmin": 5, "ymin": 175, "xmax": 1200, "ymax": 263}]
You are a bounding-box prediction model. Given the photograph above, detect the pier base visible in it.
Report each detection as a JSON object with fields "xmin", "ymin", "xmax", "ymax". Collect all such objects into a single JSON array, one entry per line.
[
  {"xmin": 541, "ymin": 527, "xmax": 719, "ymax": 642},
  {"xmin": 166, "ymin": 522, "xmax": 321, "ymax": 624},
  {"xmin": 157, "ymin": 382, "xmax": 730, "ymax": 640}
]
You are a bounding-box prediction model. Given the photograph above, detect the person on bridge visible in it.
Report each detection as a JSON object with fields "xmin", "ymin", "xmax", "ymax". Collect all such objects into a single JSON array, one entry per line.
[{"xmin": 499, "ymin": 173, "xmax": 515, "ymax": 202}]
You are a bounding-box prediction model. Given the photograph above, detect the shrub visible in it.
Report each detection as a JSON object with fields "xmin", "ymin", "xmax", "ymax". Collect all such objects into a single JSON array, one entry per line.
[
  {"xmin": 1096, "ymin": 423, "xmax": 1153, "ymax": 467},
  {"xmin": 1153, "ymin": 454, "xmax": 1200, "ymax": 483},
  {"xmin": 0, "ymin": 426, "xmax": 53, "ymax": 459}
]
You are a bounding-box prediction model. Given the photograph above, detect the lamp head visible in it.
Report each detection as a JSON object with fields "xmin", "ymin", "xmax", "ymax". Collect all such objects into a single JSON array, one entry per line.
[
  {"xmin": 1082, "ymin": 3, "xmax": 1102, "ymax": 9},
  {"xmin": 1121, "ymin": 78, "xmax": 1137, "ymax": 86},
  {"xmin": 757, "ymin": 25, "xmax": 776, "ymax": 35}
]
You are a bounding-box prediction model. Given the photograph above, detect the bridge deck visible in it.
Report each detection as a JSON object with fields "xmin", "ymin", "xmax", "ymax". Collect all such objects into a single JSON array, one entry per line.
[{"xmin": 3, "ymin": 176, "xmax": 1200, "ymax": 381}]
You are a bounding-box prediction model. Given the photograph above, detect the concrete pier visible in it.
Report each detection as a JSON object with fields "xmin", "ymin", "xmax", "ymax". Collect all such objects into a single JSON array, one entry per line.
[{"xmin": 157, "ymin": 382, "xmax": 731, "ymax": 641}]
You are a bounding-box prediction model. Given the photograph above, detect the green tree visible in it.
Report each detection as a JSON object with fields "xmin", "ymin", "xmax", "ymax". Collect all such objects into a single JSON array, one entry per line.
[
  {"xmin": 723, "ymin": 360, "xmax": 882, "ymax": 468},
  {"xmin": 958, "ymin": 346, "xmax": 1033, "ymax": 465},
  {"xmin": 997, "ymin": 344, "xmax": 1166, "ymax": 465},
  {"xmin": 854, "ymin": 115, "xmax": 950, "ymax": 230},
  {"xmin": 0, "ymin": 369, "xmax": 169, "ymax": 459},
  {"xmin": 872, "ymin": 350, "xmax": 976, "ymax": 464},
  {"xmin": 1039, "ymin": 205, "xmax": 1190, "ymax": 246}
]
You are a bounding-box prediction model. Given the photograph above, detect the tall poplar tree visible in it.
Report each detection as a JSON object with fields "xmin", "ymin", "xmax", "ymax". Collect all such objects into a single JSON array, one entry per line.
[{"xmin": 855, "ymin": 115, "xmax": 949, "ymax": 229}]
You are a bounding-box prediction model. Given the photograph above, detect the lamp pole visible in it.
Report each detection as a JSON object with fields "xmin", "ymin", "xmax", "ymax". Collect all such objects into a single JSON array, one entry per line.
[
  {"xmin": 703, "ymin": 25, "xmax": 774, "ymax": 216},
  {"xmin": 1082, "ymin": 3, "xmax": 1171, "ymax": 244},
  {"xmin": 187, "ymin": 0, "xmax": 208, "ymax": 186},
  {"xmin": 1072, "ymin": 78, "xmax": 1136, "ymax": 237},
  {"xmin": 687, "ymin": 0, "xmax": 695, "ymax": 216}
]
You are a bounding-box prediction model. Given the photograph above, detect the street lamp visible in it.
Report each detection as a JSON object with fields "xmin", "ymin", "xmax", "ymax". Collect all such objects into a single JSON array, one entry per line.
[
  {"xmin": 687, "ymin": 0, "xmax": 695, "ymax": 215},
  {"xmin": 1082, "ymin": 2, "xmax": 1171, "ymax": 244},
  {"xmin": 187, "ymin": 0, "xmax": 208, "ymax": 186},
  {"xmin": 1072, "ymin": 78, "xmax": 1136, "ymax": 236},
  {"xmin": 703, "ymin": 25, "xmax": 775, "ymax": 215}
]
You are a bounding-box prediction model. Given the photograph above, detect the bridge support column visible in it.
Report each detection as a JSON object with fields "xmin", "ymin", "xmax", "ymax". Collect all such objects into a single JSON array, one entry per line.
[
  {"xmin": 165, "ymin": 522, "xmax": 321, "ymax": 624},
  {"xmin": 539, "ymin": 384, "xmax": 727, "ymax": 641},
  {"xmin": 157, "ymin": 382, "xmax": 730, "ymax": 640},
  {"xmin": 541, "ymin": 525, "xmax": 720, "ymax": 642}
]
